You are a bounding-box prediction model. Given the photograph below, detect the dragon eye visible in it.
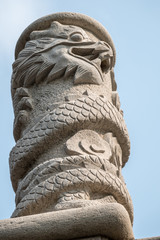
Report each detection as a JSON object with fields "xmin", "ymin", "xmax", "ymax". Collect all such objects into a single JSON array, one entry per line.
[{"xmin": 70, "ymin": 33, "xmax": 83, "ymax": 42}]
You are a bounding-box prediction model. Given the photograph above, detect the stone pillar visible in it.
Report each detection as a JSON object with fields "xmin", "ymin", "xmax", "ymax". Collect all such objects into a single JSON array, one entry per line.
[{"xmin": 7, "ymin": 12, "xmax": 134, "ymax": 240}]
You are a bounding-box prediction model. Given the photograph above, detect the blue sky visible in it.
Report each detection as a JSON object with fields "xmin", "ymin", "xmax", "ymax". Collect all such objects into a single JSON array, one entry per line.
[{"xmin": 0, "ymin": 0, "xmax": 160, "ymax": 239}]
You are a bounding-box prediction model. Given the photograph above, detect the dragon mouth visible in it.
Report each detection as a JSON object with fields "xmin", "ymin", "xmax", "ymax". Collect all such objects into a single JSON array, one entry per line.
[{"xmin": 71, "ymin": 42, "xmax": 113, "ymax": 74}]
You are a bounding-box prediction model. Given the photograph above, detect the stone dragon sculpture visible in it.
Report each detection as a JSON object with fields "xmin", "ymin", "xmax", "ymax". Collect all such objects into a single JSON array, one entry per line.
[{"xmin": 10, "ymin": 14, "xmax": 133, "ymax": 230}]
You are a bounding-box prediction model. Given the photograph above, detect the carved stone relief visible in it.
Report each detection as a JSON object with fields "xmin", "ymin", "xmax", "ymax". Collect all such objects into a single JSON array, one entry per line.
[{"xmin": 9, "ymin": 12, "xmax": 133, "ymax": 239}]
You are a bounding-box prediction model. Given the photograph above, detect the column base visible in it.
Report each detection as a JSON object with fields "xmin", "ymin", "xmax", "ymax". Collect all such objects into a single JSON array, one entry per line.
[{"xmin": 0, "ymin": 203, "xmax": 134, "ymax": 240}]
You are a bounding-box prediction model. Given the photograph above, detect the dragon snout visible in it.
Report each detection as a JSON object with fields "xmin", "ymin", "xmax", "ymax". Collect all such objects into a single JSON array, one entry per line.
[
  {"xmin": 92, "ymin": 41, "xmax": 113, "ymax": 55},
  {"xmin": 93, "ymin": 41, "xmax": 113, "ymax": 73},
  {"xmin": 71, "ymin": 41, "xmax": 113, "ymax": 74}
]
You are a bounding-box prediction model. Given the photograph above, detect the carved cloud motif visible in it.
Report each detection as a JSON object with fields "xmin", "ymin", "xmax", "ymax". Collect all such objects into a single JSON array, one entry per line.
[{"xmin": 65, "ymin": 129, "xmax": 112, "ymax": 160}]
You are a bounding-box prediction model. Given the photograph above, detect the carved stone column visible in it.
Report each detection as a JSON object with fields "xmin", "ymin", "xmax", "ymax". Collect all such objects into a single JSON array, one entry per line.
[{"xmin": 8, "ymin": 12, "xmax": 134, "ymax": 240}]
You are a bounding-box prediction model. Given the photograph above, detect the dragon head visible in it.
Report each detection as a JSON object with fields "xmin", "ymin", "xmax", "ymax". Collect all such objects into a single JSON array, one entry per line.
[{"xmin": 11, "ymin": 21, "xmax": 113, "ymax": 95}]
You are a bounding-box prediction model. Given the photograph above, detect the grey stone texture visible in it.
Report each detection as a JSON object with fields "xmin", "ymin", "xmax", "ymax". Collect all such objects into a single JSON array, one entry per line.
[
  {"xmin": 1, "ymin": 12, "xmax": 148, "ymax": 239},
  {"xmin": 0, "ymin": 204, "xmax": 134, "ymax": 240}
]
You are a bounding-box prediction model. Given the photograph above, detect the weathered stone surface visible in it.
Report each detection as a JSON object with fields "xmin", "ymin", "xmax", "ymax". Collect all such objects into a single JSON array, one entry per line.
[
  {"xmin": 7, "ymin": 12, "xmax": 134, "ymax": 239},
  {"xmin": 0, "ymin": 203, "xmax": 134, "ymax": 240}
]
